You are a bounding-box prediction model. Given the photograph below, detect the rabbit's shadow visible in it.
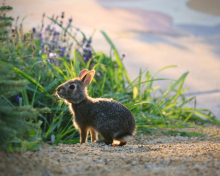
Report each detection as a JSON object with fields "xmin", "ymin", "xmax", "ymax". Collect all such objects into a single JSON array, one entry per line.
[{"xmin": 86, "ymin": 143, "xmax": 161, "ymax": 154}]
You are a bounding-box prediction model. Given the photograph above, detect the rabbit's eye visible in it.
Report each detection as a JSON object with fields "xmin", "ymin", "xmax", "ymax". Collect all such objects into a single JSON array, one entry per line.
[{"xmin": 69, "ymin": 85, "xmax": 75, "ymax": 89}]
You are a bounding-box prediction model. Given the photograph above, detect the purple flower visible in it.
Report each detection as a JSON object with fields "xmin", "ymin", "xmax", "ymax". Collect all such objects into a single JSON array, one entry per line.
[
  {"xmin": 37, "ymin": 32, "xmax": 43, "ymax": 42},
  {"xmin": 66, "ymin": 54, "xmax": 70, "ymax": 60},
  {"xmin": 61, "ymin": 46, "xmax": 66, "ymax": 52},
  {"xmin": 15, "ymin": 96, "xmax": 22, "ymax": 104},
  {"xmin": 85, "ymin": 37, "xmax": 92, "ymax": 47},
  {"xmin": 45, "ymin": 25, "xmax": 50, "ymax": 31},
  {"xmin": 87, "ymin": 47, "xmax": 92, "ymax": 52},
  {"xmin": 121, "ymin": 52, "xmax": 127, "ymax": 58},
  {"xmin": 83, "ymin": 47, "xmax": 92, "ymax": 62},
  {"xmin": 87, "ymin": 37, "xmax": 92, "ymax": 44},
  {"xmin": 69, "ymin": 18, "xmax": 73, "ymax": 23},
  {"xmin": 41, "ymin": 43, "xmax": 44, "ymax": 53},
  {"xmin": 60, "ymin": 47, "xmax": 66, "ymax": 57},
  {"xmin": 32, "ymin": 27, "xmax": 36, "ymax": 33},
  {"xmin": 61, "ymin": 12, "xmax": 64, "ymax": 19},
  {"xmin": 51, "ymin": 45, "xmax": 55, "ymax": 51},
  {"xmin": 53, "ymin": 29, "xmax": 57, "ymax": 36},
  {"xmin": 60, "ymin": 52, "xmax": 64, "ymax": 57},
  {"xmin": 83, "ymin": 56, "xmax": 89, "ymax": 61}
]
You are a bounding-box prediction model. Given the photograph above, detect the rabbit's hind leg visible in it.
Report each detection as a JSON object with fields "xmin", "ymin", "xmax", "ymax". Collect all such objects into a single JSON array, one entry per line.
[
  {"xmin": 90, "ymin": 128, "xmax": 98, "ymax": 143},
  {"xmin": 95, "ymin": 123, "xmax": 115, "ymax": 145},
  {"xmin": 95, "ymin": 138, "xmax": 113, "ymax": 145}
]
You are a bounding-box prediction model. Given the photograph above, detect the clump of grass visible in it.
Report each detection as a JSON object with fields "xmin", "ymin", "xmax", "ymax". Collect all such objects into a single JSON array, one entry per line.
[{"xmin": 1, "ymin": 8, "xmax": 219, "ymax": 150}]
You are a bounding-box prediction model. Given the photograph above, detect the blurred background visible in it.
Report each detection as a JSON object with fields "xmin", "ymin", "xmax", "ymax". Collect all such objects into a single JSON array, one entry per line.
[{"xmin": 6, "ymin": 0, "xmax": 220, "ymax": 119}]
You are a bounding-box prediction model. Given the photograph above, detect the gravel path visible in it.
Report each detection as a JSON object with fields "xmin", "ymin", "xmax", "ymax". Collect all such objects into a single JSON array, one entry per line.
[{"xmin": 1, "ymin": 127, "xmax": 220, "ymax": 176}]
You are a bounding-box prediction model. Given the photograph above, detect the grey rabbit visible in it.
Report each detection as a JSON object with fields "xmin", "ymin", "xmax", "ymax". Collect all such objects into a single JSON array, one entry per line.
[{"xmin": 56, "ymin": 69, "xmax": 136, "ymax": 146}]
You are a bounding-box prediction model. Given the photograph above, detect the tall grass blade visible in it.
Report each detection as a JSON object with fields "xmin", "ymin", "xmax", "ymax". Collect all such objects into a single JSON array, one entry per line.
[
  {"xmin": 100, "ymin": 30, "xmax": 131, "ymax": 84},
  {"xmin": 135, "ymin": 100, "xmax": 165, "ymax": 124},
  {"xmin": 48, "ymin": 62, "xmax": 68, "ymax": 81},
  {"xmin": 73, "ymin": 47, "xmax": 80, "ymax": 75}
]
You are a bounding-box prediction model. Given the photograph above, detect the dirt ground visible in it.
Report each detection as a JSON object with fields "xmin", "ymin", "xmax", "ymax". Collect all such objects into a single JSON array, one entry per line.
[{"xmin": 0, "ymin": 126, "xmax": 220, "ymax": 176}]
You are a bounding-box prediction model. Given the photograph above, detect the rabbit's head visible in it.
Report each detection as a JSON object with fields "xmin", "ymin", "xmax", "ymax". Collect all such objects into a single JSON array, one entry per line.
[{"xmin": 56, "ymin": 69, "xmax": 95, "ymax": 104}]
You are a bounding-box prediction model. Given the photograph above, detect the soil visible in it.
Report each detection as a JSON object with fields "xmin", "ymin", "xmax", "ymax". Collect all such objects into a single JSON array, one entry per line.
[{"xmin": 1, "ymin": 126, "xmax": 220, "ymax": 176}]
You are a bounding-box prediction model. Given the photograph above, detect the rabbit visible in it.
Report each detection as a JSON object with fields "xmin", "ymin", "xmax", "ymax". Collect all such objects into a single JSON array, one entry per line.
[{"xmin": 56, "ymin": 69, "xmax": 136, "ymax": 146}]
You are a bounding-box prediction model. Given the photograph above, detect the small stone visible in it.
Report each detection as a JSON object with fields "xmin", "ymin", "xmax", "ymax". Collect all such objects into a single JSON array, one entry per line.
[
  {"xmin": 63, "ymin": 147, "xmax": 68, "ymax": 152},
  {"xmin": 43, "ymin": 171, "xmax": 51, "ymax": 176},
  {"xmin": 131, "ymin": 161, "xmax": 137, "ymax": 166},
  {"xmin": 132, "ymin": 145, "xmax": 138, "ymax": 149}
]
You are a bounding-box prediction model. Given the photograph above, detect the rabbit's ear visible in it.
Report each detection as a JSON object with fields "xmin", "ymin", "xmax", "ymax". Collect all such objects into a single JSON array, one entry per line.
[
  {"xmin": 79, "ymin": 69, "xmax": 89, "ymax": 79},
  {"xmin": 82, "ymin": 70, "xmax": 95, "ymax": 85}
]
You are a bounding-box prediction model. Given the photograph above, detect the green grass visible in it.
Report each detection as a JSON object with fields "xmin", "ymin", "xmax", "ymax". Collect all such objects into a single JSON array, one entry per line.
[{"xmin": 1, "ymin": 10, "xmax": 219, "ymax": 151}]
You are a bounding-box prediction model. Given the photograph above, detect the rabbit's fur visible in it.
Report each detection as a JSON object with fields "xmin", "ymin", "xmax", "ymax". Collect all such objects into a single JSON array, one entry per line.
[{"xmin": 56, "ymin": 69, "xmax": 135, "ymax": 146}]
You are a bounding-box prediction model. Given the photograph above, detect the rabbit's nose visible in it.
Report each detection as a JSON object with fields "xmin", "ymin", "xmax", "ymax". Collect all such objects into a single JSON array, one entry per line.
[
  {"xmin": 57, "ymin": 86, "xmax": 65, "ymax": 94},
  {"xmin": 57, "ymin": 87, "xmax": 62, "ymax": 93}
]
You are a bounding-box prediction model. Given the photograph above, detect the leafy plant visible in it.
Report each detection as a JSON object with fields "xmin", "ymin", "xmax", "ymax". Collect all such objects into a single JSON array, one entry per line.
[{"xmin": 0, "ymin": 5, "xmax": 43, "ymax": 151}]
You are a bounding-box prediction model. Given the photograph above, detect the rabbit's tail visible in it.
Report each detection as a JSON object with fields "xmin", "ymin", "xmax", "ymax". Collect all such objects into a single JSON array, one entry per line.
[{"xmin": 114, "ymin": 132, "xmax": 133, "ymax": 142}]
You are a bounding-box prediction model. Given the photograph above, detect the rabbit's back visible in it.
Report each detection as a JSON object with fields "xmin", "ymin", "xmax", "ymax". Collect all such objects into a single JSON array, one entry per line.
[{"xmin": 71, "ymin": 97, "xmax": 135, "ymax": 134}]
